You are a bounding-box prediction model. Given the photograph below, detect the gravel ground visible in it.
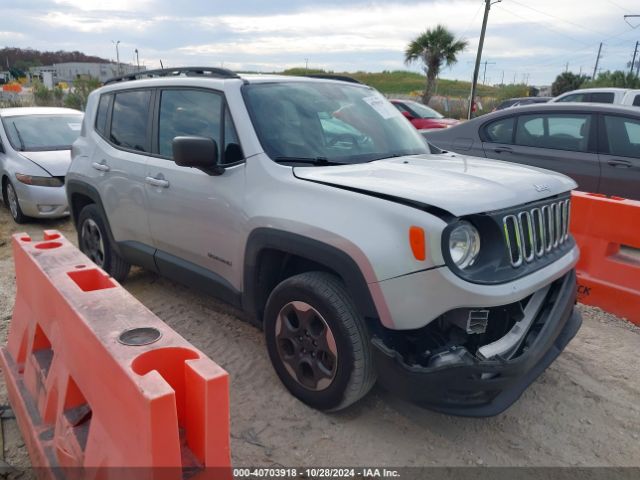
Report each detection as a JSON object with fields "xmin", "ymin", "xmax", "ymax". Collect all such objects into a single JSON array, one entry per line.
[{"xmin": 0, "ymin": 209, "xmax": 639, "ymax": 471}]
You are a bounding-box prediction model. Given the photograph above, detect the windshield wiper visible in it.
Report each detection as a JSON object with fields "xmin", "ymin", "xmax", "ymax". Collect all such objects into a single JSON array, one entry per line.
[
  {"xmin": 13, "ymin": 124, "xmax": 26, "ymax": 151},
  {"xmin": 273, "ymin": 156, "xmax": 344, "ymax": 166}
]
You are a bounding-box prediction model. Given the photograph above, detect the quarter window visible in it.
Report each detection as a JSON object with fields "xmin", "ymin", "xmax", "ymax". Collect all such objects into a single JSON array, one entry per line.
[
  {"xmin": 603, "ymin": 115, "xmax": 640, "ymax": 159},
  {"xmin": 632, "ymin": 95, "xmax": 640, "ymax": 107},
  {"xmin": 589, "ymin": 92, "xmax": 615, "ymax": 104},
  {"xmin": 110, "ymin": 90, "xmax": 152, "ymax": 152},
  {"xmin": 514, "ymin": 114, "xmax": 591, "ymax": 152},
  {"xmin": 484, "ymin": 117, "xmax": 515, "ymax": 144},
  {"xmin": 158, "ymin": 89, "xmax": 222, "ymax": 159},
  {"xmin": 95, "ymin": 94, "xmax": 111, "ymax": 137},
  {"xmin": 223, "ymin": 106, "xmax": 243, "ymax": 164}
]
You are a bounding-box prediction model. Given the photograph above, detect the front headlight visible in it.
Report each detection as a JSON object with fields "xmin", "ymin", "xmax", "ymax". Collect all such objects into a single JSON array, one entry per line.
[
  {"xmin": 449, "ymin": 221, "xmax": 480, "ymax": 269},
  {"xmin": 15, "ymin": 173, "xmax": 63, "ymax": 187}
]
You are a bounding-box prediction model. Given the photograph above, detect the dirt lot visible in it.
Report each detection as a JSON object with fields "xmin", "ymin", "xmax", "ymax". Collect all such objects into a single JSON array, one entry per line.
[{"xmin": 0, "ymin": 208, "xmax": 639, "ymax": 470}]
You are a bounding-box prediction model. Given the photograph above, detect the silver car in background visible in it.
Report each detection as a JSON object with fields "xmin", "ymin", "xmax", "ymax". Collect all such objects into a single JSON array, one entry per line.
[{"xmin": 0, "ymin": 107, "xmax": 83, "ymax": 223}]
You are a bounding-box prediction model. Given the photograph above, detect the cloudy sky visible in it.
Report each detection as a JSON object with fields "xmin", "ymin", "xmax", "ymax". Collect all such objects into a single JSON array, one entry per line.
[{"xmin": 2, "ymin": 0, "xmax": 640, "ymax": 85}]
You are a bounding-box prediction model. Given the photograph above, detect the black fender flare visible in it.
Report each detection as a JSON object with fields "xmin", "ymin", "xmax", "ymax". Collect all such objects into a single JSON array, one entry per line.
[
  {"xmin": 243, "ymin": 228, "xmax": 379, "ymax": 321},
  {"xmin": 66, "ymin": 179, "xmax": 123, "ymax": 256}
]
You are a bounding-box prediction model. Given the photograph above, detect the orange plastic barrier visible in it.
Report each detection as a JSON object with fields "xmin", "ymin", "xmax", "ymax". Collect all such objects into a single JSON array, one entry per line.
[
  {"xmin": 571, "ymin": 192, "xmax": 640, "ymax": 326},
  {"xmin": 0, "ymin": 231, "xmax": 231, "ymax": 479}
]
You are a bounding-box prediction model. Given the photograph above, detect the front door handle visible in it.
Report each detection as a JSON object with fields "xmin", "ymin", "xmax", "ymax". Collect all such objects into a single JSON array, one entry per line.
[
  {"xmin": 494, "ymin": 146, "xmax": 513, "ymax": 154},
  {"xmin": 607, "ymin": 159, "xmax": 632, "ymax": 168},
  {"xmin": 145, "ymin": 176, "xmax": 170, "ymax": 188},
  {"xmin": 92, "ymin": 162, "xmax": 110, "ymax": 172}
]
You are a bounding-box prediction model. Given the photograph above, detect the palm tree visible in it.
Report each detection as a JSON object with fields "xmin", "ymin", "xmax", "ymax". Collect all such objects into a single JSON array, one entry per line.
[{"xmin": 405, "ymin": 25, "xmax": 468, "ymax": 105}]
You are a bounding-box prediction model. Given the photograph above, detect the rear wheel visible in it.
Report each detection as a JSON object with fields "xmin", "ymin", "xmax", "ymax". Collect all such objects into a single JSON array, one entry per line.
[
  {"xmin": 3, "ymin": 180, "xmax": 28, "ymax": 224},
  {"xmin": 264, "ymin": 271, "xmax": 376, "ymax": 411},
  {"xmin": 77, "ymin": 204, "xmax": 130, "ymax": 282}
]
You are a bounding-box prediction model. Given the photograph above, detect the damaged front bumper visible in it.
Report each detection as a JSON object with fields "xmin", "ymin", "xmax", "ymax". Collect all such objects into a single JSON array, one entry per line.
[{"xmin": 372, "ymin": 269, "xmax": 581, "ymax": 417}]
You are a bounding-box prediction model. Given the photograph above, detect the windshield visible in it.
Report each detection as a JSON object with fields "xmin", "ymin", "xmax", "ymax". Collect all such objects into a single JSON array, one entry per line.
[
  {"xmin": 243, "ymin": 82, "xmax": 430, "ymax": 164},
  {"xmin": 405, "ymin": 101, "xmax": 444, "ymax": 119},
  {"xmin": 2, "ymin": 114, "xmax": 83, "ymax": 151}
]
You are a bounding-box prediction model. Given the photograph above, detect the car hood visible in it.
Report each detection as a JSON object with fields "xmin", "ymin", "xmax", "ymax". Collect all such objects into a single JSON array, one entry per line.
[
  {"xmin": 19, "ymin": 150, "xmax": 71, "ymax": 177},
  {"xmin": 293, "ymin": 153, "xmax": 577, "ymax": 216}
]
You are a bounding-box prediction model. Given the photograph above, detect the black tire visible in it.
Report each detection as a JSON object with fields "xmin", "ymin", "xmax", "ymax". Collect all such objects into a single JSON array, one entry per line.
[
  {"xmin": 3, "ymin": 179, "xmax": 28, "ymax": 224},
  {"xmin": 264, "ymin": 271, "xmax": 376, "ymax": 411},
  {"xmin": 77, "ymin": 204, "xmax": 130, "ymax": 282}
]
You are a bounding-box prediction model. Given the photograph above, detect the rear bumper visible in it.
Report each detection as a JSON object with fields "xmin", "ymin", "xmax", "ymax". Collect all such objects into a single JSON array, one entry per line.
[{"xmin": 372, "ymin": 269, "xmax": 581, "ymax": 417}]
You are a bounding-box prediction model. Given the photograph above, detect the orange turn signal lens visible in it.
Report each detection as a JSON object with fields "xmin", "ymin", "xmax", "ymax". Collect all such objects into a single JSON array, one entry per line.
[{"xmin": 409, "ymin": 226, "xmax": 426, "ymax": 261}]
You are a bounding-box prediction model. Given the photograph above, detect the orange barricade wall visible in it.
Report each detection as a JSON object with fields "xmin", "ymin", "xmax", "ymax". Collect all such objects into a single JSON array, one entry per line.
[
  {"xmin": 0, "ymin": 231, "xmax": 231, "ymax": 479},
  {"xmin": 570, "ymin": 192, "xmax": 640, "ymax": 326}
]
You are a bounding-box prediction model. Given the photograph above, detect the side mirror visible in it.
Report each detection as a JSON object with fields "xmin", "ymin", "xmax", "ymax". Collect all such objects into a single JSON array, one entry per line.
[
  {"xmin": 172, "ymin": 136, "xmax": 223, "ymax": 175},
  {"xmin": 402, "ymin": 111, "xmax": 414, "ymax": 120}
]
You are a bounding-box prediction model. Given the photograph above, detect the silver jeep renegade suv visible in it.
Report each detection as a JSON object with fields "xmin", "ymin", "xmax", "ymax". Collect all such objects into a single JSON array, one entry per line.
[{"xmin": 67, "ymin": 68, "xmax": 581, "ymax": 415}]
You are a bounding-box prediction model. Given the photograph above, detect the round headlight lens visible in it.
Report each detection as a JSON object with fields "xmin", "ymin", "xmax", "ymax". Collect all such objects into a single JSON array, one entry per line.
[{"xmin": 449, "ymin": 221, "xmax": 480, "ymax": 269}]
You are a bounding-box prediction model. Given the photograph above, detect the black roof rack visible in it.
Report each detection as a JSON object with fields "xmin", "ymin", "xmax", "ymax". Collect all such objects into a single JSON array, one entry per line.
[
  {"xmin": 303, "ymin": 74, "xmax": 362, "ymax": 84},
  {"xmin": 104, "ymin": 67, "xmax": 240, "ymax": 85}
]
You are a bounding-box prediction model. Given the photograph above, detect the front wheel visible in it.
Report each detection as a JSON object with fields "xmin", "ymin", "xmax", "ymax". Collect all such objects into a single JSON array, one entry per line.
[
  {"xmin": 3, "ymin": 180, "xmax": 28, "ymax": 224},
  {"xmin": 77, "ymin": 204, "xmax": 131, "ymax": 282},
  {"xmin": 264, "ymin": 271, "xmax": 376, "ymax": 411}
]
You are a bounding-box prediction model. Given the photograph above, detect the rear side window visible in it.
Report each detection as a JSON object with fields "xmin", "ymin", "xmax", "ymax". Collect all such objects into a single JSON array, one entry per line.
[
  {"xmin": 484, "ymin": 117, "xmax": 514, "ymax": 144},
  {"xmin": 589, "ymin": 92, "xmax": 615, "ymax": 104},
  {"xmin": 158, "ymin": 89, "xmax": 222, "ymax": 159},
  {"xmin": 633, "ymin": 95, "xmax": 640, "ymax": 107},
  {"xmin": 603, "ymin": 115, "xmax": 640, "ymax": 158},
  {"xmin": 557, "ymin": 93, "xmax": 586, "ymax": 103},
  {"xmin": 515, "ymin": 114, "xmax": 591, "ymax": 152},
  {"xmin": 95, "ymin": 94, "xmax": 111, "ymax": 137},
  {"xmin": 110, "ymin": 90, "xmax": 152, "ymax": 152}
]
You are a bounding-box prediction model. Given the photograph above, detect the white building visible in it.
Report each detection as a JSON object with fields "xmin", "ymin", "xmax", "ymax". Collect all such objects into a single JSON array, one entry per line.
[{"xmin": 30, "ymin": 62, "xmax": 145, "ymax": 84}]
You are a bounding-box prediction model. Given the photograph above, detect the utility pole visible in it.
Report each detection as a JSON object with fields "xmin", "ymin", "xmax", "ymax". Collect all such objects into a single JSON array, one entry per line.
[
  {"xmin": 304, "ymin": 58, "xmax": 309, "ymax": 73},
  {"xmin": 565, "ymin": 62, "xmax": 569, "ymax": 73},
  {"xmin": 482, "ymin": 60, "xmax": 496, "ymax": 84},
  {"xmin": 500, "ymin": 70, "xmax": 504, "ymax": 85},
  {"xmin": 468, "ymin": 0, "xmax": 501, "ymax": 119},
  {"xmin": 631, "ymin": 41, "xmax": 639, "ymax": 76},
  {"xmin": 592, "ymin": 42, "xmax": 602, "ymax": 80},
  {"xmin": 135, "ymin": 49, "xmax": 140, "ymax": 71},
  {"xmin": 112, "ymin": 40, "xmax": 121, "ymax": 75},
  {"xmin": 513, "ymin": 72, "xmax": 517, "ymax": 84}
]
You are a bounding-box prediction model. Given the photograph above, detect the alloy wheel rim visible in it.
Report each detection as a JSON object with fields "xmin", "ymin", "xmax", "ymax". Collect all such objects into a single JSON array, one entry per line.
[
  {"xmin": 275, "ymin": 301, "xmax": 338, "ymax": 391},
  {"xmin": 6, "ymin": 184, "xmax": 18, "ymax": 220},
  {"xmin": 81, "ymin": 218, "xmax": 105, "ymax": 266}
]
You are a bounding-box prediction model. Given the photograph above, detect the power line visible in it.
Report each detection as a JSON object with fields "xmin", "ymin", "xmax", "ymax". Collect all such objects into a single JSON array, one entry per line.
[
  {"xmin": 605, "ymin": 0, "xmax": 631, "ymax": 13},
  {"xmin": 459, "ymin": 0, "xmax": 486, "ymax": 39},
  {"xmin": 499, "ymin": 5, "xmax": 593, "ymax": 47},
  {"xmin": 509, "ymin": 0, "xmax": 608, "ymax": 37}
]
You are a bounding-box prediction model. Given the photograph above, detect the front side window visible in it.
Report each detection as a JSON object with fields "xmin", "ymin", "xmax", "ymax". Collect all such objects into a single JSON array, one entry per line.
[
  {"xmin": 158, "ymin": 89, "xmax": 222, "ymax": 159},
  {"xmin": 110, "ymin": 90, "xmax": 152, "ymax": 152},
  {"xmin": 2, "ymin": 114, "xmax": 83, "ymax": 151},
  {"xmin": 244, "ymin": 82, "xmax": 429, "ymax": 163},
  {"xmin": 556, "ymin": 93, "xmax": 586, "ymax": 103},
  {"xmin": 484, "ymin": 117, "xmax": 515, "ymax": 144},
  {"xmin": 515, "ymin": 114, "xmax": 591, "ymax": 152},
  {"xmin": 603, "ymin": 115, "xmax": 640, "ymax": 158}
]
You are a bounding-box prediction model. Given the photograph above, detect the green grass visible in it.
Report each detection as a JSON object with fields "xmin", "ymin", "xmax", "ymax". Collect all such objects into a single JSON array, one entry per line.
[{"xmin": 280, "ymin": 68, "xmax": 530, "ymax": 100}]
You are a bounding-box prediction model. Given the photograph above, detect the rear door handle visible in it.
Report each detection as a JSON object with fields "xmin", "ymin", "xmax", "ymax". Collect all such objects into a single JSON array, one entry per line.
[
  {"xmin": 494, "ymin": 146, "xmax": 513, "ymax": 154},
  {"xmin": 145, "ymin": 176, "xmax": 170, "ymax": 188},
  {"xmin": 91, "ymin": 162, "xmax": 110, "ymax": 172},
  {"xmin": 607, "ymin": 159, "xmax": 632, "ymax": 168}
]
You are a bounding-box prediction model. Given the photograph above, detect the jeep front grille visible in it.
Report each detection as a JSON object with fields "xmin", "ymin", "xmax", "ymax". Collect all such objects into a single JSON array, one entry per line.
[{"xmin": 502, "ymin": 198, "xmax": 570, "ymax": 267}]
